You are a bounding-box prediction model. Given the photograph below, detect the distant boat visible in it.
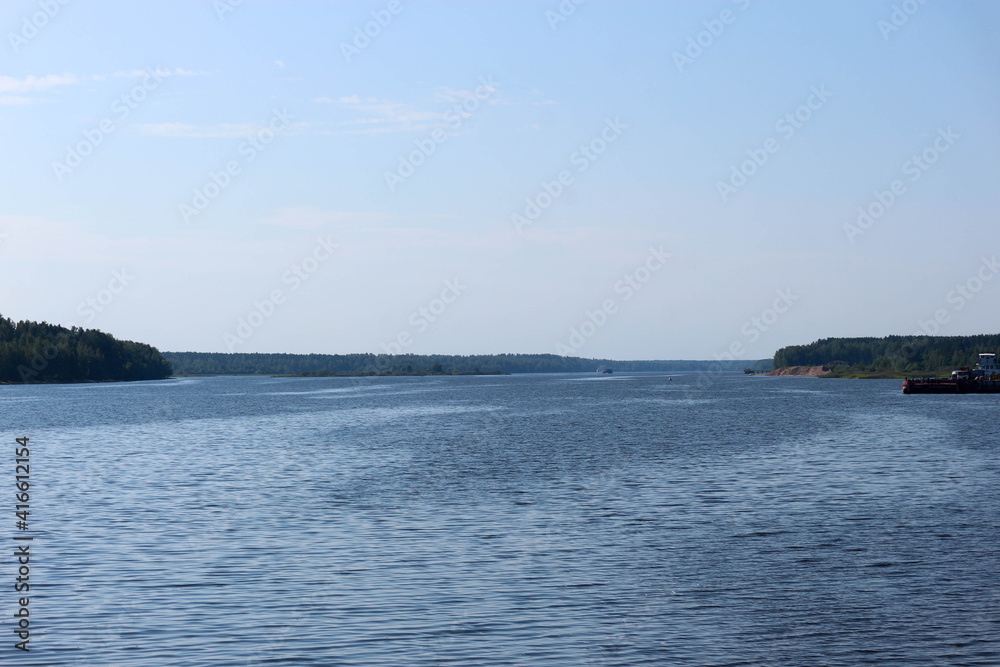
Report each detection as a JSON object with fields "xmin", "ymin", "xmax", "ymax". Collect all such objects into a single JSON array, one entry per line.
[{"xmin": 596, "ymin": 366, "xmax": 613, "ymax": 374}]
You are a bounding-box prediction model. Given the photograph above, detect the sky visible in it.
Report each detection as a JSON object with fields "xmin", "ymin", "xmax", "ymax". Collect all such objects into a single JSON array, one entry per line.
[{"xmin": 1, "ymin": 0, "xmax": 998, "ymax": 360}]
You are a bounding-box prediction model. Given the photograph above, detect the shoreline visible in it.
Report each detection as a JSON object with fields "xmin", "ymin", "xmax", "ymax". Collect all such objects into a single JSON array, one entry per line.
[
  {"xmin": 768, "ymin": 366, "xmax": 954, "ymax": 380},
  {"xmin": 0, "ymin": 377, "xmax": 171, "ymax": 385}
]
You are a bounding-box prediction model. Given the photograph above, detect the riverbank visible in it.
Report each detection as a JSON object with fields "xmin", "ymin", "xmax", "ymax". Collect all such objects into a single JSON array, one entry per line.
[
  {"xmin": 285, "ymin": 369, "xmax": 509, "ymax": 378},
  {"xmin": 823, "ymin": 368, "xmax": 952, "ymax": 379},
  {"xmin": 768, "ymin": 366, "xmax": 953, "ymax": 379},
  {"xmin": 768, "ymin": 365, "xmax": 831, "ymax": 377}
]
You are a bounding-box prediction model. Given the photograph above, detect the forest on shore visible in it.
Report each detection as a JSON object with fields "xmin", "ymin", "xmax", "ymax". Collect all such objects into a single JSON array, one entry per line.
[
  {"xmin": 0, "ymin": 317, "xmax": 172, "ymax": 383},
  {"xmin": 0, "ymin": 314, "xmax": 780, "ymax": 383},
  {"xmin": 773, "ymin": 335, "xmax": 1000, "ymax": 376},
  {"xmin": 163, "ymin": 352, "xmax": 773, "ymax": 376}
]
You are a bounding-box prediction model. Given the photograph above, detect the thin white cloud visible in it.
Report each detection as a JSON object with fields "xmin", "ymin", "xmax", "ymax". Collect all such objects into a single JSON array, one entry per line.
[
  {"xmin": 0, "ymin": 69, "xmax": 204, "ymax": 99},
  {"xmin": 432, "ymin": 86, "xmax": 481, "ymax": 103},
  {"xmin": 131, "ymin": 122, "xmax": 261, "ymax": 139},
  {"xmin": 0, "ymin": 214, "xmax": 302, "ymax": 269},
  {"xmin": 112, "ymin": 68, "xmax": 166, "ymax": 78},
  {"xmin": 332, "ymin": 95, "xmax": 444, "ymax": 134},
  {"xmin": 131, "ymin": 120, "xmax": 307, "ymax": 139},
  {"xmin": 0, "ymin": 74, "xmax": 77, "ymax": 93},
  {"xmin": 110, "ymin": 67, "xmax": 204, "ymax": 78},
  {"xmin": 323, "ymin": 82, "xmax": 506, "ymax": 136},
  {"xmin": 260, "ymin": 207, "xmax": 396, "ymax": 230},
  {"xmin": 256, "ymin": 207, "xmax": 524, "ymax": 255}
]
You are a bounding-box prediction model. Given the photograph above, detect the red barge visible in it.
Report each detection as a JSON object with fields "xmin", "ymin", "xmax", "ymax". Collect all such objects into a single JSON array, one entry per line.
[{"xmin": 903, "ymin": 353, "xmax": 1000, "ymax": 394}]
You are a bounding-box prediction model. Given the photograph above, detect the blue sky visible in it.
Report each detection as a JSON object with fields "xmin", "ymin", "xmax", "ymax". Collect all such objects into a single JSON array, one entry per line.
[{"xmin": 2, "ymin": 0, "xmax": 998, "ymax": 359}]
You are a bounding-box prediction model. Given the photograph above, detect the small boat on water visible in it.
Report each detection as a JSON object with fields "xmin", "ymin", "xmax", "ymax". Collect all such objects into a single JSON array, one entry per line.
[
  {"xmin": 596, "ymin": 366, "xmax": 613, "ymax": 374},
  {"xmin": 903, "ymin": 353, "xmax": 1000, "ymax": 394}
]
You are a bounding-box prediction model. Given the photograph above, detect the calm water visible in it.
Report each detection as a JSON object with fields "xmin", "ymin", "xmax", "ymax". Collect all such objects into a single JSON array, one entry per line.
[{"xmin": 2, "ymin": 373, "xmax": 998, "ymax": 666}]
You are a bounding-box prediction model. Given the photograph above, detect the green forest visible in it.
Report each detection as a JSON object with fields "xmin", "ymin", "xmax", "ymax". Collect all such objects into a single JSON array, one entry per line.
[
  {"xmin": 773, "ymin": 335, "xmax": 1000, "ymax": 375},
  {"xmin": 163, "ymin": 352, "xmax": 773, "ymax": 376},
  {"xmin": 0, "ymin": 316, "xmax": 173, "ymax": 383}
]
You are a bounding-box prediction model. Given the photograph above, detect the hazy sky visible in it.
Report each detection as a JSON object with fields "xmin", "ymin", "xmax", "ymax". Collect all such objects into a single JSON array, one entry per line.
[{"xmin": 2, "ymin": 0, "xmax": 998, "ymax": 360}]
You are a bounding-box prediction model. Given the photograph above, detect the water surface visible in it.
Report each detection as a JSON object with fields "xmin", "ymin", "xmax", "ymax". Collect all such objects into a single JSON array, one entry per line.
[{"xmin": 2, "ymin": 373, "xmax": 998, "ymax": 665}]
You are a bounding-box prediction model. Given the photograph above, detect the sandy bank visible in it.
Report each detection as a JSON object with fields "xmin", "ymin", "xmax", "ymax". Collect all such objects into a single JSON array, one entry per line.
[{"xmin": 767, "ymin": 365, "xmax": 832, "ymax": 377}]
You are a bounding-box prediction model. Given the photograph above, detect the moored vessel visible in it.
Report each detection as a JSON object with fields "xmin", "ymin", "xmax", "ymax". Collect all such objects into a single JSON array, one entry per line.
[{"xmin": 903, "ymin": 353, "xmax": 1000, "ymax": 394}]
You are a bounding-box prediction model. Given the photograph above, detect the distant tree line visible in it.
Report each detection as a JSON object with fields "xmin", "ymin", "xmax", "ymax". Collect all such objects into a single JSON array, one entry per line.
[
  {"xmin": 773, "ymin": 335, "xmax": 1000, "ymax": 372},
  {"xmin": 163, "ymin": 352, "xmax": 773, "ymax": 376},
  {"xmin": 0, "ymin": 316, "xmax": 172, "ymax": 383}
]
